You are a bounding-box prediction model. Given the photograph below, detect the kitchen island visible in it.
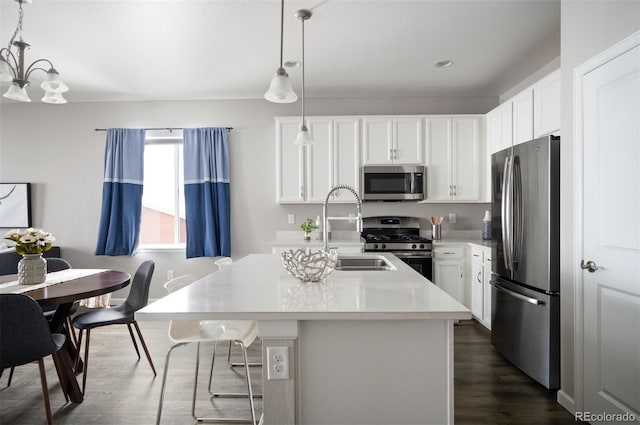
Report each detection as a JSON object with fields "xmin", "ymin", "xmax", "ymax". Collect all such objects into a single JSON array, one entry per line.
[{"xmin": 139, "ymin": 253, "xmax": 470, "ymax": 425}]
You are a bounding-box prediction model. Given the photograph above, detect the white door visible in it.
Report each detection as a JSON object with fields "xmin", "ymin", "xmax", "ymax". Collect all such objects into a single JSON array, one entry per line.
[{"xmin": 580, "ymin": 34, "xmax": 640, "ymax": 420}]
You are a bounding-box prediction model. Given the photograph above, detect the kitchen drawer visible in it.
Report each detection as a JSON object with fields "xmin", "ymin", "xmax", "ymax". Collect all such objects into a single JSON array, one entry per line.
[
  {"xmin": 434, "ymin": 246, "xmax": 465, "ymax": 260},
  {"xmin": 471, "ymin": 246, "xmax": 484, "ymax": 263}
]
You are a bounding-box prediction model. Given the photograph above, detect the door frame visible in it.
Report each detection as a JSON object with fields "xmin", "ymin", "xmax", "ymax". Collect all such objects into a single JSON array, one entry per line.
[{"xmin": 572, "ymin": 30, "xmax": 640, "ymax": 414}]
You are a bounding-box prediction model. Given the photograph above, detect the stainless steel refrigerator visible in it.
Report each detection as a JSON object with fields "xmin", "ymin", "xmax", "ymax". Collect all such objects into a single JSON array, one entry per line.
[{"xmin": 491, "ymin": 135, "xmax": 560, "ymax": 389}]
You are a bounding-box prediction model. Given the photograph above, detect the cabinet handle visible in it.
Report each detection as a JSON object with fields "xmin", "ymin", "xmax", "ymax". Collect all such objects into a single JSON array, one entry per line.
[
  {"xmin": 460, "ymin": 270, "xmax": 464, "ymax": 279},
  {"xmin": 394, "ymin": 148, "xmax": 399, "ymax": 160},
  {"xmin": 477, "ymin": 271, "xmax": 482, "ymax": 283},
  {"xmin": 389, "ymin": 149, "xmax": 393, "ymax": 161},
  {"xmin": 449, "ymin": 185, "xmax": 453, "ymax": 196},
  {"xmin": 453, "ymin": 185, "xmax": 457, "ymax": 196},
  {"xmin": 473, "ymin": 254, "xmax": 480, "ymax": 258},
  {"xmin": 300, "ymin": 186, "xmax": 304, "ymax": 198},
  {"xmin": 442, "ymin": 252, "xmax": 456, "ymax": 255}
]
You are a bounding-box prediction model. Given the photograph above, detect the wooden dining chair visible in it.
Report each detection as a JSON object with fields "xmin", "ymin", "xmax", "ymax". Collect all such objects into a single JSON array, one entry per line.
[
  {"xmin": 72, "ymin": 260, "xmax": 157, "ymax": 394},
  {"xmin": 0, "ymin": 294, "xmax": 66, "ymax": 425}
]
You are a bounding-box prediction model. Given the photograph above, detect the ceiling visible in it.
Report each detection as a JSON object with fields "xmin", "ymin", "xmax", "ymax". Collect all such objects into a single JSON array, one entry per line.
[{"xmin": 0, "ymin": 0, "xmax": 561, "ymax": 103}]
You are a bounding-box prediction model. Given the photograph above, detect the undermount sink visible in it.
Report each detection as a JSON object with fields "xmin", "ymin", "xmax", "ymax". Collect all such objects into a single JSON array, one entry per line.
[{"xmin": 335, "ymin": 255, "xmax": 394, "ymax": 271}]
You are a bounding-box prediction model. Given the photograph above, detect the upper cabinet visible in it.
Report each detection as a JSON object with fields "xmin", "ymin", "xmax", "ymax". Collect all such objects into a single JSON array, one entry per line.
[
  {"xmin": 486, "ymin": 69, "xmax": 561, "ymax": 154},
  {"xmin": 486, "ymin": 101, "xmax": 513, "ymax": 154},
  {"xmin": 425, "ymin": 116, "xmax": 483, "ymax": 202},
  {"xmin": 512, "ymin": 89, "xmax": 534, "ymax": 146},
  {"xmin": 362, "ymin": 116, "xmax": 424, "ymax": 165},
  {"xmin": 276, "ymin": 116, "xmax": 360, "ymax": 204},
  {"xmin": 533, "ymin": 69, "xmax": 561, "ymax": 137}
]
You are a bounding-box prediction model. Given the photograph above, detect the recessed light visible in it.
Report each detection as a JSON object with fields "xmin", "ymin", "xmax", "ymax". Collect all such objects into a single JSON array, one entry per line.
[
  {"xmin": 435, "ymin": 60, "xmax": 453, "ymax": 68},
  {"xmin": 284, "ymin": 60, "xmax": 301, "ymax": 68}
]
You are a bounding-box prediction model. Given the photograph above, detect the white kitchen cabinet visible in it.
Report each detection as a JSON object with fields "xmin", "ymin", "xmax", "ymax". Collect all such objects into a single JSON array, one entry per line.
[
  {"xmin": 512, "ymin": 89, "xmax": 534, "ymax": 146},
  {"xmin": 362, "ymin": 116, "xmax": 423, "ymax": 165},
  {"xmin": 533, "ymin": 69, "xmax": 561, "ymax": 137},
  {"xmin": 276, "ymin": 118, "xmax": 305, "ymax": 203},
  {"xmin": 425, "ymin": 116, "xmax": 483, "ymax": 201},
  {"xmin": 331, "ymin": 118, "xmax": 361, "ymax": 202},
  {"xmin": 276, "ymin": 116, "xmax": 360, "ymax": 204},
  {"xmin": 433, "ymin": 246, "xmax": 466, "ymax": 304},
  {"xmin": 470, "ymin": 244, "xmax": 492, "ymax": 329},
  {"xmin": 486, "ymin": 101, "xmax": 513, "ymax": 155}
]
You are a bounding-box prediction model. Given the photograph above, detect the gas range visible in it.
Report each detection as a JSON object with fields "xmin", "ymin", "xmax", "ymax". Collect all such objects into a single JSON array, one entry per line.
[
  {"xmin": 361, "ymin": 216, "xmax": 433, "ymax": 280},
  {"xmin": 363, "ymin": 233, "xmax": 432, "ymax": 252},
  {"xmin": 361, "ymin": 216, "xmax": 432, "ymax": 253}
]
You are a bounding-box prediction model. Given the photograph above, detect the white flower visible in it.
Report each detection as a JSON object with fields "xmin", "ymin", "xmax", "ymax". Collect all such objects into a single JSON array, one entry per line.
[{"xmin": 3, "ymin": 229, "xmax": 22, "ymax": 239}]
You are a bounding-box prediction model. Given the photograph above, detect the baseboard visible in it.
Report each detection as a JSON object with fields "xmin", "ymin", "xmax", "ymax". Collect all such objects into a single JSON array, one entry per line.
[{"xmin": 557, "ymin": 390, "xmax": 576, "ymax": 415}]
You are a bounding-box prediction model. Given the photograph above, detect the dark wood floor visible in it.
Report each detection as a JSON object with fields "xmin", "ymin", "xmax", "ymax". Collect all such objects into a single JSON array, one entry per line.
[
  {"xmin": 0, "ymin": 320, "xmax": 577, "ymax": 425},
  {"xmin": 454, "ymin": 320, "xmax": 579, "ymax": 425}
]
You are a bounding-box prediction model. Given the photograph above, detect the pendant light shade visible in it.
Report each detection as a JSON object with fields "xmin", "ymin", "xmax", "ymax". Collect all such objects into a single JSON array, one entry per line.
[
  {"xmin": 294, "ymin": 9, "xmax": 312, "ymax": 145},
  {"xmin": 41, "ymin": 69, "xmax": 69, "ymax": 93},
  {"xmin": 41, "ymin": 90, "xmax": 67, "ymax": 104},
  {"xmin": 264, "ymin": 0, "xmax": 297, "ymax": 103},
  {"xmin": 295, "ymin": 123, "xmax": 313, "ymax": 145},
  {"xmin": 3, "ymin": 83, "xmax": 31, "ymax": 102},
  {"xmin": 265, "ymin": 67, "xmax": 297, "ymax": 103}
]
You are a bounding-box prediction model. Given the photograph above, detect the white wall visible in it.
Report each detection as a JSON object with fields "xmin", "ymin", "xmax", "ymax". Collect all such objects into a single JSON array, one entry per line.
[
  {"xmin": 0, "ymin": 95, "xmax": 494, "ymax": 299},
  {"xmin": 559, "ymin": 0, "xmax": 640, "ymax": 412}
]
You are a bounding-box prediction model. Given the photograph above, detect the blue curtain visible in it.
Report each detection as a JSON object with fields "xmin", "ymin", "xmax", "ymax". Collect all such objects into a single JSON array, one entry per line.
[
  {"xmin": 94, "ymin": 128, "xmax": 146, "ymax": 256},
  {"xmin": 183, "ymin": 127, "xmax": 231, "ymax": 258}
]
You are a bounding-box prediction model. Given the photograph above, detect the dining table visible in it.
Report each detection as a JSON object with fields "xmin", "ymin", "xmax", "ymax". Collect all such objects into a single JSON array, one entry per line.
[{"xmin": 0, "ymin": 269, "xmax": 131, "ymax": 403}]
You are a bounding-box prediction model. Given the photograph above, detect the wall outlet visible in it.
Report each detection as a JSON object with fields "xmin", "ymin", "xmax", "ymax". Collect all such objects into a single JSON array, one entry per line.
[
  {"xmin": 167, "ymin": 270, "xmax": 174, "ymax": 280},
  {"xmin": 287, "ymin": 214, "xmax": 295, "ymax": 225},
  {"xmin": 267, "ymin": 346, "xmax": 289, "ymax": 380},
  {"xmin": 448, "ymin": 213, "xmax": 457, "ymax": 224}
]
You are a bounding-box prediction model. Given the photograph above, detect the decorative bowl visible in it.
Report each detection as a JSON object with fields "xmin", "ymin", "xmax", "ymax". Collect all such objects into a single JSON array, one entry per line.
[{"xmin": 281, "ymin": 248, "xmax": 337, "ymax": 282}]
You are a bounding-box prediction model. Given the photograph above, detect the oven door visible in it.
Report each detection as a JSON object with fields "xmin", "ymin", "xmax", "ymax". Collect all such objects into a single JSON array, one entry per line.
[{"xmin": 393, "ymin": 252, "xmax": 433, "ymax": 281}]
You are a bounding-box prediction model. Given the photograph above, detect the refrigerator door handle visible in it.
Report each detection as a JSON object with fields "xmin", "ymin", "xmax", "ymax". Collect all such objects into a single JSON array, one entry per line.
[
  {"xmin": 494, "ymin": 282, "xmax": 545, "ymax": 305},
  {"xmin": 512, "ymin": 156, "xmax": 524, "ymax": 266},
  {"xmin": 501, "ymin": 156, "xmax": 513, "ymax": 269}
]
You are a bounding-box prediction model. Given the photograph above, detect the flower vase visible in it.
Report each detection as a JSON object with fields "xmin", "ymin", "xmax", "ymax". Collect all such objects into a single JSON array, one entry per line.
[
  {"xmin": 304, "ymin": 233, "xmax": 311, "ymax": 241},
  {"xmin": 18, "ymin": 254, "xmax": 47, "ymax": 285}
]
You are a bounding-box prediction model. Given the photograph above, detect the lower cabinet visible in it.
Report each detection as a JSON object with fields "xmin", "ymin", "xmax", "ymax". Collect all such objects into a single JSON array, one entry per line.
[
  {"xmin": 470, "ymin": 245, "xmax": 492, "ymax": 329},
  {"xmin": 433, "ymin": 246, "xmax": 466, "ymax": 305}
]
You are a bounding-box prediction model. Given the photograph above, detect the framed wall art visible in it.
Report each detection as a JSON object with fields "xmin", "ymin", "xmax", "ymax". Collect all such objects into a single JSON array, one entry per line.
[{"xmin": 0, "ymin": 183, "xmax": 32, "ymax": 228}]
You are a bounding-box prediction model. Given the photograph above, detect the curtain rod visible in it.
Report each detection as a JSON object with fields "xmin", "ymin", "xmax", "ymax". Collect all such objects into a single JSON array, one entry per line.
[{"xmin": 94, "ymin": 127, "xmax": 233, "ymax": 132}]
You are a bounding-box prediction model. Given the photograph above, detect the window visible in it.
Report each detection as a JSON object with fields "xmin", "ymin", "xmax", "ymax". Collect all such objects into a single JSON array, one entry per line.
[{"xmin": 139, "ymin": 137, "xmax": 185, "ymax": 248}]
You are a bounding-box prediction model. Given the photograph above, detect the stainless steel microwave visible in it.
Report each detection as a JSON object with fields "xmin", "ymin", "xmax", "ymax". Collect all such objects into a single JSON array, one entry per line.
[{"xmin": 361, "ymin": 165, "xmax": 425, "ymax": 201}]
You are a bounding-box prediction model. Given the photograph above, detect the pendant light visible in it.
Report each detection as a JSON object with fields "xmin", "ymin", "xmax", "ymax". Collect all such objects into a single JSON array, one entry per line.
[
  {"xmin": 294, "ymin": 9, "xmax": 312, "ymax": 145},
  {"xmin": 264, "ymin": 0, "xmax": 297, "ymax": 103},
  {"xmin": 0, "ymin": 0, "xmax": 69, "ymax": 104}
]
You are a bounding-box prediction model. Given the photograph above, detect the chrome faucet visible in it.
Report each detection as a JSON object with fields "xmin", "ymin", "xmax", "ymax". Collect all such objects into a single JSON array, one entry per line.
[{"xmin": 322, "ymin": 185, "xmax": 363, "ymax": 253}]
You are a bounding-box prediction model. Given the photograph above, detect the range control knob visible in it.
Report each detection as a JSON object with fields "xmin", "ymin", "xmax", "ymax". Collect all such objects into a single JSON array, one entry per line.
[
  {"xmin": 381, "ymin": 244, "xmax": 386, "ymax": 249},
  {"xmin": 373, "ymin": 244, "xmax": 379, "ymax": 250},
  {"xmin": 411, "ymin": 244, "xmax": 417, "ymax": 249},
  {"xmin": 419, "ymin": 244, "xmax": 425, "ymax": 249}
]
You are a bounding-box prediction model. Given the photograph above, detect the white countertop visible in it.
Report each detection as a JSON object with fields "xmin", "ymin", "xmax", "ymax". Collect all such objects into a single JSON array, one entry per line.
[{"xmin": 139, "ymin": 253, "xmax": 470, "ymax": 321}]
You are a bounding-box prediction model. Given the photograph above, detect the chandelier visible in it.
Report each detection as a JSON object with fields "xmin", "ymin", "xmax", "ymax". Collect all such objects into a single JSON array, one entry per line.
[{"xmin": 0, "ymin": 0, "xmax": 69, "ymax": 104}]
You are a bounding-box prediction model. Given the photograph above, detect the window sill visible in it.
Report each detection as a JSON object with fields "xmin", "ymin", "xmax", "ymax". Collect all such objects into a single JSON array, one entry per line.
[{"xmin": 137, "ymin": 244, "xmax": 185, "ymax": 253}]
